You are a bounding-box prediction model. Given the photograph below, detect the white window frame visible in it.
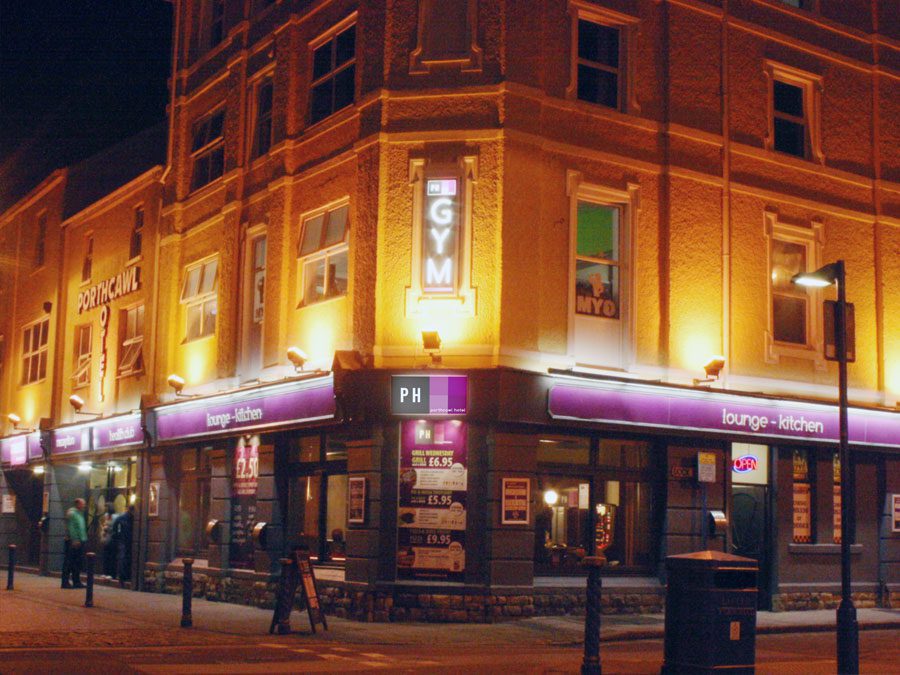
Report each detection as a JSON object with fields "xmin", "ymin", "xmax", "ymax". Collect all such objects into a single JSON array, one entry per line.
[
  {"xmin": 72, "ymin": 323, "xmax": 92, "ymax": 389},
  {"xmin": 409, "ymin": 0, "xmax": 483, "ymax": 74},
  {"xmin": 181, "ymin": 256, "xmax": 219, "ymax": 342},
  {"xmin": 297, "ymin": 200, "xmax": 350, "ymax": 307},
  {"xmin": 567, "ymin": 1, "xmax": 640, "ymax": 115},
  {"xmin": 249, "ymin": 74, "xmax": 275, "ymax": 161},
  {"xmin": 406, "ymin": 156, "xmax": 478, "ymax": 317},
  {"xmin": 118, "ymin": 304, "xmax": 145, "ymax": 377},
  {"xmin": 764, "ymin": 61, "xmax": 824, "ymax": 163},
  {"xmin": 764, "ymin": 211, "xmax": 825, "ymax": 369},
  {"xmin": 566, "ymin": 171, "xmax": 639, "ymax": 369},
  {"xmin": 21, "ymin": 317, "xmax": 49, "ymax": 386}
]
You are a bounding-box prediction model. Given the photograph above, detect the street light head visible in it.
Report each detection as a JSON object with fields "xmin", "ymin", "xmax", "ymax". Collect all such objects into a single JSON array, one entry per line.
[{"xmin": 792, "ymin": 261, "xmax": 843, "ymax": 288}]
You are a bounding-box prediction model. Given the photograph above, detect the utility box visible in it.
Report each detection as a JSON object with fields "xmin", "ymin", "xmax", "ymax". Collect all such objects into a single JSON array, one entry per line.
[{"xmin": 662, "ymin": 550, "xmax": 758, "ymax": 674}]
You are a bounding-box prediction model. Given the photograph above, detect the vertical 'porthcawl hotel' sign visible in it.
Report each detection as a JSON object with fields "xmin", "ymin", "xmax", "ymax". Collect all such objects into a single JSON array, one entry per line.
[{"xmin": 422, "ymin": 178, "xmax": 460, "ymax": 294}]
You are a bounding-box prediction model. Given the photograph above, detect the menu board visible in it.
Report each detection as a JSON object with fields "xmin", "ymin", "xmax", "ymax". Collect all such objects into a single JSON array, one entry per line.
[
  {"xmin": 230, "ymin": 435, "xmax": 260, "ymax": 569},
  {"xmin": 501, "ymin": 478, "xmax": 530, "ymax": 525},
  {"xmin": 397, "ymin": 420, "xmax": 467, "ymax": 581},
  {"xmin": 793, "ymin": 483, "xmax": 812, "ymax": 543}
]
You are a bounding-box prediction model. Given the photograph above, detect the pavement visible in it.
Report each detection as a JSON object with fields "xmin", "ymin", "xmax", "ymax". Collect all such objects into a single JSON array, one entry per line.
[{"xmin": 1, "ymin": 571, "xmax": 898, "ymax": 650}]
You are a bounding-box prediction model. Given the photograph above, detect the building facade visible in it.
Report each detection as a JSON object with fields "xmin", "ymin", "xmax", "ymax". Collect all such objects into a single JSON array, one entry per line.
[{"xmin": 2, "ymin": 0, "xmax": 900, "ymax": 622}]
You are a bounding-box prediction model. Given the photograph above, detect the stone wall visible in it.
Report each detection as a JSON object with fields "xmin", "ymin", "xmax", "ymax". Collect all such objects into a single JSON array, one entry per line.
[{"xmin": 771, "ymin": 591, "xmax": 879, "ymax": 612}]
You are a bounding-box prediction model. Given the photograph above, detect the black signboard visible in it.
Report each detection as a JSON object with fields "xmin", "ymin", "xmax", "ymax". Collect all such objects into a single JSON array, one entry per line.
[{"xmin": 269, "ymin": 549, "xmax": 327, "ymax": 634}]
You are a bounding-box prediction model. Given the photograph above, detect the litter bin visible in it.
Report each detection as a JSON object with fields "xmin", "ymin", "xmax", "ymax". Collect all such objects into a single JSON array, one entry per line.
[{"xmin": 662, "ymin": 550, "xmax": 758, "ymax": 674}]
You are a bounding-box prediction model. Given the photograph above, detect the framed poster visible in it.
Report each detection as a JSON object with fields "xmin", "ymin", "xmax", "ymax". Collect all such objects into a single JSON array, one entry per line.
[
  {"xmin": 348, "ymin": 477, "xmax": 366, "ymax": 524},
  {"xmin": 501, "ymin": 478, "xmax": 530, "ymax": 525},
  {"xmin": 697, "ymin": 452, "xmax": 716, "ymax": 483},
  {"xmin": 793, "ymin": 483, "xmax": 812, "ymax": 543},
  {"xmin": 892, "ymin": 494, "xmax": 900, "ymax": 533},
  {"xmin": 148, "ymin": 482, "xmax": 160, "ymax": 517},
  {"xmin": 1, "ymin": 493, "xmax": 15, "ymax": 514}
]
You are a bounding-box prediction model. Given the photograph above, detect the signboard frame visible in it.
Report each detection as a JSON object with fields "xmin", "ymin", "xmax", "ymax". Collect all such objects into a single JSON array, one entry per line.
[
  {"xmin": 501, "ymin": 477, "xmax": 530, "ymax": 526},
  {"xmin": 348, "ymin": 476, "xmax": 366, "ymax": 525}
]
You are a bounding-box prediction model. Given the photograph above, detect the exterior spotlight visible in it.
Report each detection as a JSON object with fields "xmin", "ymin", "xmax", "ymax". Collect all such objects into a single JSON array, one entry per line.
[
  {"xmin": 8, "ymin": 412, "xmax": 21, "ymax": 426},
  {"xmin": 167, "ymin": 374, "xmax": 186, "ymax": 395},
  {"xmin": 792, "ymin": 262, "xmax": 840, "ymax": 288},
  {"xmin": 422, "ymin": 331, "xmax": 442, "ymax": 365},
  {"xmin": 69, "ymin": 394, "xmax": 101, "ymax": 417},
  {"xmin": 694, "ymin": 356, "xmax": 726, "ymax": 386},
  {"xmin": 543, "ymin": 489, "xmax": 559, "ymax": 506},
  {"xmin": 287, "ymin": 346, "xmax": 308, "ymax": 371}
]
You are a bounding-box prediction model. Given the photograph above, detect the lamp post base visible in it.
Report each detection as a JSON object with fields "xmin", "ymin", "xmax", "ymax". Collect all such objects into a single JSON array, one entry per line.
[{"xmin": 836, "ymin": 600, "xmax": 859, "ymax": 675}]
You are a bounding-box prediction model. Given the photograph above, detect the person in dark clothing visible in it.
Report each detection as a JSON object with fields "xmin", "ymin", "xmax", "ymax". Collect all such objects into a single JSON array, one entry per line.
[
  {"xmin": 101, "ymin": 503, "xmax": 117, "ymax": 578},
  {"xmin": 113, "ymin": 505, "xmax": 134, "ymax": 586},
  {"xmin": 61, "ymin": 498, "xmax": 87, "ymax": 589}
]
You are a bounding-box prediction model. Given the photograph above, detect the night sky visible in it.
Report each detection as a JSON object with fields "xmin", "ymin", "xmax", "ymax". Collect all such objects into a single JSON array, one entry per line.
[{"xmin": 0, "ymin": 0, "xmax": 172, "ymax": 209}]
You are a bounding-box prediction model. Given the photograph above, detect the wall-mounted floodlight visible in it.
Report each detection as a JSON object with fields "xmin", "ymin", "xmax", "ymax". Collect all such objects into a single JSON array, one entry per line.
[
  {"xmin": 694, "ymin": 356, "xmax": 726, "ymax": 386},
  {"xmin": 287, "ymin": 346, "xmax": 308, "ymax": 371},
  {"xmin": 167, "ymin": 374, "xmax": 186, "ymax": 396},
  {"xmin": 422, "ymin": 331, "xmax": 442, "ymax": 365},
  {"xmin": 69, "ymin": 394, "xmax": 101, "ymax": 417},
  {"xmin": 7, "ymin": 413, "xmax": 34, "ymax": 432}
]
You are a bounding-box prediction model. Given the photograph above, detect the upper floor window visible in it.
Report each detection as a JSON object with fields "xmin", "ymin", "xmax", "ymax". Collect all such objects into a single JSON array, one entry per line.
[
  {"xmin": 576, "ymin": 20, "xmax": 620, "ymax": 109},
  {"xmin": 190, "ymin": 110, "xmax": 226, "ymax": 191},
  {"xmin": 72, "ymin": 324, "xmax": 92, "ymax": 388},
  {"xmin": 250, "ymin": 235, "xmax": 267, "ymax": 323},
  {"xmin": 118, "ymin": 304, "xmax": 145, "ymax": 377},
  {"xmin": 22, "ymin": 318, "xmax": 49, "ymax": 385},
  {"xmin": 34, "ymin": 212, "xmax": 47, "ymax": 268},
  {"xmin": 181, "ymin": 257, "xmax": 219, "ymax": 340},
  {"xmin": 130, "ymin": 206, "xmax": 144, "ymax": 260},
  {"xmin": 81, "ymin": 236, "xmax": 94, "ymax": 283},
  {"xmin": 310, "ymin": 24, "xmax": 356, "ymax": 125},
  {"xmin": 765, "ymin": 62, "xmax": 823, "ymax": 163},
  {"xmin": 298, "ymin": 203, "xmax": 349, "ymax": 305},
  {"xmin": 251, "ymin": 78, "xmax": 274, "ymax": 160},
  {"xmin": 575, "ymin": 202, "xmax": 621, "ymax": 320},
  {"xmin": 765, "ymin": 211, "xmax": 823, "ymax": 367},
  {"xmin": 209, "ymin": 0, "xmax": 226, "ymax": 48}
]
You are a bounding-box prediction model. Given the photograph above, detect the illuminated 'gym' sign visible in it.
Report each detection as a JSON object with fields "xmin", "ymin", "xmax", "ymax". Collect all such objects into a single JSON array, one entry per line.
[{"xmin": 422, "ymin": 178, "xmax": 460, "ymax": 294}]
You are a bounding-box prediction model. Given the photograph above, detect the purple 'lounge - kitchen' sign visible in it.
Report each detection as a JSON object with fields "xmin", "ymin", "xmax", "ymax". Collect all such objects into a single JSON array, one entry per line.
[
  {"xmin": 154, "ymin": 378, "xmax": 336, "ymax": 442},
  {"xmin": 93, "ymin": 415, "xmax": 144, "ymax": 451},
  {"xmin": 0, "ymin": 433, "xmax": 41, "ymax": 466},
  {"xmin": 549, "ymin": 380, "xmax": 900, "ymax": 448}
]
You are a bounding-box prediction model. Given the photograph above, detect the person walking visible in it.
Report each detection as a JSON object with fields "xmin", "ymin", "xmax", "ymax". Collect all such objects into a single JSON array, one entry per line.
[{"xmin": 61, "ymin": 498, "xmax": 87, "ymax": 589}]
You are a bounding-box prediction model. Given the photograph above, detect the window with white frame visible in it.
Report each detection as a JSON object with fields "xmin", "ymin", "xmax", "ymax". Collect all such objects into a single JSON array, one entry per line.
[
  {"xmin": 251, "ymin": 78, "xmax": 274, "ymax": 160},
  {"xmin": 310, "ymin": 23, "xmax": 356, "ymax": 125},
  {"xmin": 130, "ymin": 206, "xmax": 144, "ymax": 260},
  {"xmin": 765, "ymin": 62, "xmax": 823, "ymax": 162},
  {"xmin": 765, "ymin": 212, "xmax": 823, "ymax": 364},
  {"xmin": 298, "ymin": 203, "xmax": 349, "ymax": 305},
  {"xmin": 181, "ymin": 258, "xmax": 219, "ymax": 341},
  {"xmin": 250, "ymin": 236, "xmax": 267, "ymax": 323},
  {"xmin": 72, "ymin": 324, "xmax": 92, "ymax": 388},
  {"xmin": 22, "ymin": 318, "xmax": 49, "ymax": 385},
  {"xmin": 574, "ymin": 202, "xmax": 621, "ymax": 320},
  {"xmin": 118, "ymin": 304, "xmax": 145, "ymax": 376},
  {"xmin": 190, "ymin": 110, "xmax": 225, "ymax": 191}
]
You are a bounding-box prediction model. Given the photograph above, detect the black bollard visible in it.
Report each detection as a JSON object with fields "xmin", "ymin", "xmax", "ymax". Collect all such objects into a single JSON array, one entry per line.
[
  {"xmin": 581, "ymin": 556, "xmax": 605, "ymax": 675},
  {"xmin": 275, "ymin": 557, "xmax": 294, "ymax": 634},
  {"xmin": 84, "ymin": 552, "xmax": 95, "ymax": 607},
  {"xmin": 181, "ymin": 558, "xmax": 194, "ymax": 628},
  {"xmin": 6, "ymin": 544, "xmax": 16, "ymax": 590}
]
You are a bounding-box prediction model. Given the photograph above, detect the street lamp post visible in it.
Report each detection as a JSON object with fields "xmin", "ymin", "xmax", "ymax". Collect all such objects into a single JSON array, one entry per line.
[{"xmin": 793, "ymin": 259, "xmax": 859, "ymax": 674}]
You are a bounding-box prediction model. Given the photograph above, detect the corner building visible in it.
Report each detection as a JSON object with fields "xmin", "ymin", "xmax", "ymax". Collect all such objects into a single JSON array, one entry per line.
[{"xmin": 5, "ymin": 0, "xmax": 898, "ymax": 622}]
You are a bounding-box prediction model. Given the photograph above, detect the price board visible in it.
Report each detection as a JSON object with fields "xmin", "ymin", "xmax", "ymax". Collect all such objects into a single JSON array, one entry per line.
[
  {"xmin": 697, "ymin": 452, "xmax": 716, "ymax": 484},
  {"xmin": 397, "ymin": 419, "xmax": 467, "ymax": 581}
]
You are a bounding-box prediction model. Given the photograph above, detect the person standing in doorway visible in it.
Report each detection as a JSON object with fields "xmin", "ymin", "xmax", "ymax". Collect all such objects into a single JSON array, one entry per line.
[
  {"xmin": 101, "ymin": 503, "xmax": 117, "ymax": 578},
  {"xmin": 113, "ymin": 504, "xmax": 135, "ymax": 587},
  {"xmin": 61, "ymin": 498, "xmax": 87, "ymax": 589}
]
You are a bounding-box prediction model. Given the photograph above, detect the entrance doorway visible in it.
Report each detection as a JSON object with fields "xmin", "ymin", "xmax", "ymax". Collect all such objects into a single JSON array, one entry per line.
[{"xmin": 729, "ymin": 444, "xmax": 771, "ymax": 609}]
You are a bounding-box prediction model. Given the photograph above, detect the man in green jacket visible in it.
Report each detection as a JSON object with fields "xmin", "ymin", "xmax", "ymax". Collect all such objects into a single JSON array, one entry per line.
[{"xmin": 61, "ymin": 498, "xmax": 87, "ymax": 589}]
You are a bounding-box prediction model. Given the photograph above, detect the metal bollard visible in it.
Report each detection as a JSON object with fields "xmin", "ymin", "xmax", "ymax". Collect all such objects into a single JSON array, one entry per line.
[
  {"xmin": 84, "ymin": 552, "xmax": 95, "ymax": 607},
  {"xmin": 581, "ymin": 556, "xmax": 606, "ymax": 675},
  {"xmin": 181, "ymin": 558, "xmax": 194, "ymax": 628},
  {"xmin": 6, "ymin": 544, "xmax": 16, "ymax": 590},
  {"xmin": 276, "ymin": 557, "xmax": 294, "ymax": 634}
]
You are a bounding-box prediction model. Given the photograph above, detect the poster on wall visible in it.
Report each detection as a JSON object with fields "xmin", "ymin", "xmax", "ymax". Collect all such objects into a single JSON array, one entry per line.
[
  {"xmin": 793, "ymin": 483, "xmax": 812, "ymax": 543},
  {"xmin": 348, "ymin": 477, "xmax": 366, "ymax": 525},
  {"xmin": 397, "ymin": 419, "xmax": 467, "ymax": 581},
  {"xmin": 501, "ymin": 478, "xmax": 530, "ymax": 525},
  {"xmin": 230, "ymin": 435, "xmax": 260, "ymax": 569},
  {"xmin": 833, "ymin": 484, "xmax": 842, "ymax": 544},
  {"xmin": 893, "ymin": 495, "xmax": 900, "ymax": 533},
  {"xmin": 148, "ymin": 482, "xmax": 160, "ymax": 517},
  {"xmin": 1, "ymin": 493, "xmax": 15, "ymax": 514}
]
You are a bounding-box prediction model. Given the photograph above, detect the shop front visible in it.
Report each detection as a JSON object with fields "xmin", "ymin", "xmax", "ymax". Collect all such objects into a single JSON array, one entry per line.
[
  {"xmin": 46, "ymin": 415, "xmax": 143, "ymax": 580},
  {"xmin": 0, "ymin": 432, "xmax": 45, "ymax": 569},
  {"xmin": 140, "ymin": 375, "xmax": 338, "ymax": 601}
]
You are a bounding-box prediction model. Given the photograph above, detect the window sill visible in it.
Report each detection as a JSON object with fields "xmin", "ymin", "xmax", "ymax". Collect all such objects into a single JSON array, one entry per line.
[
  {"xmin": 788, "ymin": 543, "xmax": 862, "ymax": 555},
  {"xmin": 297, "ymin": 293, "xmax": 347, "ymax": 310},
  {"xmin": 181, "ymin": 333, "xmax": 216, "ymax": 346}
]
